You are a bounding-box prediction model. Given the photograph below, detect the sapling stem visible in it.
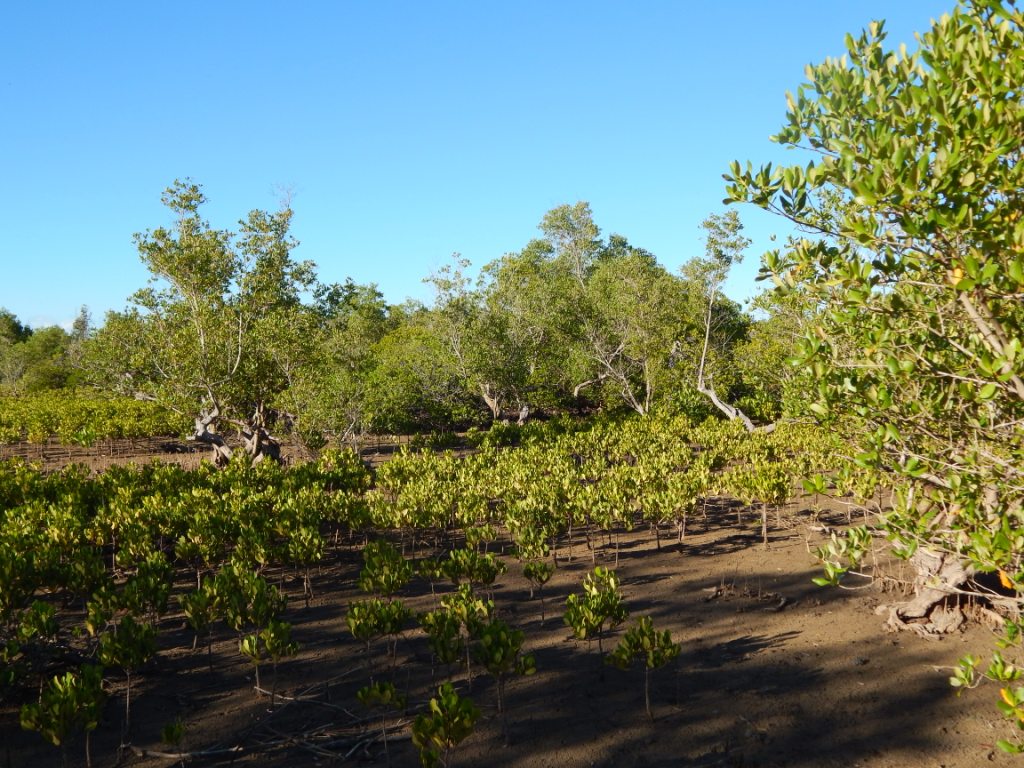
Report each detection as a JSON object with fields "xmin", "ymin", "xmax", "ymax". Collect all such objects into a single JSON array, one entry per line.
[{"xmin": 644, "ymin": 665, "xmax": 652, "ymax": 720}]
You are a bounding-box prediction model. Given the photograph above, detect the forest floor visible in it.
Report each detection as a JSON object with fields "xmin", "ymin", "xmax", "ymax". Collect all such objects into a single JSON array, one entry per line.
[{"xmin": 1, "ymin": 438, "xmax": 1015, "ymax": 768}]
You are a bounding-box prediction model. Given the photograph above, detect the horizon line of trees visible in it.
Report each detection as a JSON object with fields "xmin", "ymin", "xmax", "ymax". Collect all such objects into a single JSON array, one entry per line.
[
  {"xmin": 0, "ymin": 306, "xmax": 91, "ymax": 395},
  {"xmin": 1, "ymin": 191, "xmax": 807, "ymax": 460}
]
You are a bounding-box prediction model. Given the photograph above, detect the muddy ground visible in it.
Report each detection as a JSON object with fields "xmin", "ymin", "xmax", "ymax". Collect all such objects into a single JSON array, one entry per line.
[{"xmin": 0, "ymin": 439, "xmax": 1015, "ymax": 768}]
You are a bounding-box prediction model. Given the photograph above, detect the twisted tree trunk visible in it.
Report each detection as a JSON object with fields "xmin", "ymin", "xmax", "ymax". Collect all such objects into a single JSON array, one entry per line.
[
  {"xmin": 885, "ymin": 549, "xmax": 972, "ymax": 635},
  {"xmin": 192, "ymin": 407, "xmax": 233, "ymax": 466},
  {"xmin": 192, "ymin": 402, "xmax": 281, "ymax": 465}
]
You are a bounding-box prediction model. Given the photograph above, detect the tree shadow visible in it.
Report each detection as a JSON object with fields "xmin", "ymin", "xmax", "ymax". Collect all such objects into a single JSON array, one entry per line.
[{"xmin": 4, "ymin": 517, "xmax": 1001, "ymax": 768}]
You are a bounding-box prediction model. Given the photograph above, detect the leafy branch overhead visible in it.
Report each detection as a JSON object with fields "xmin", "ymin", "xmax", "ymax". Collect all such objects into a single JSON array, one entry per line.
[{"xmin": 724, "ymin": 0, "xmax": 1024, "ymax": 750}]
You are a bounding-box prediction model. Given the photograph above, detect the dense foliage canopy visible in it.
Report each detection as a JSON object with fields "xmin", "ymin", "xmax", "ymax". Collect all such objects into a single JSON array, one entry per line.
[{"xmin": 726, "ymin": 0, "xmax": 1024, "ymax": 745}]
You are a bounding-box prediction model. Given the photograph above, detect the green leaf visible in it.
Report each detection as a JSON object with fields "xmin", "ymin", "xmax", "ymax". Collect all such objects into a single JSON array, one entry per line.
[
  {"xmin": 954, "ymin": 277, "xmax": 976, "ymax": 291},
  {"xmin": 1008, "ymin": 257, "xmax": 1024, "ymax": 285},
  {"xmin": 997, "ymin": 739, "xmax": 1023, "ymax": 755}
]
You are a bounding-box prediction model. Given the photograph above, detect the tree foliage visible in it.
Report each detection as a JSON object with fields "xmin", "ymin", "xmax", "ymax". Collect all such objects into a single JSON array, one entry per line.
[
  {"xmin": 87, "ymin": 180, "xmax": 317, "ymax": 462},
  {"xmin": 471, "ymin": 204, "xmax": 709, "ymax": 417},
  {"xmin": 0, "ymin": 308, "xmax": 87, "ymax": 395},
  {"xmin": 680, "ymin": 211, "xmax": 765, "ymax": 429},
  {"xmin": 285, "ymin": 279, "xmax": 392, "ymax": 449},
  {"xmin": 61, "ymin": 187, "xmax": 796, "ymax": 443},
  {"xmin": 725, "ymin": 0, "xmax": 1023, "ymax": 644}
]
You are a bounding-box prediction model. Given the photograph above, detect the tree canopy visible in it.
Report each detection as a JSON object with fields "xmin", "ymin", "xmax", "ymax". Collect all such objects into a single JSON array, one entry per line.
[
  {"xmin": 0, "ymin": 308, "xmax": 86, "ymax": 395},
  {"xmin": 87, "ymin": 181, "xmax": 318, "ymax": 462},
  {"xmin": 725, "ymin": 0, "xmax": 1024, "ymax": 664},
  {"xmin": 77, "ymin": 186, "xmax": 790, "ymax": 451}
]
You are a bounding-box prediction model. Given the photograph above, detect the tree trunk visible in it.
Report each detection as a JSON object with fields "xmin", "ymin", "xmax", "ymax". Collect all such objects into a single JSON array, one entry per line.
[
  {"xmin": 241, "ymin": 424, "xmax": 280, "ymax": 463},
  {"xmin": 885, "ymin": 549, "xmax": 972, "ymax": 635},
  {"xmin": 192, "ymin": 407, "xmax": 233, "ymax": 466},
  {"xmin": 480, "ymin": 384, "xmax": 502, "ymax": 421},
  {"xmin": 192, "ymin": 402, "xmax": 283, "ymax": 466},
  {"xmin": 695, "ymin": 281, "xmax": 775, "ymax": 434},
  {"xmin": 516, "ymin": 404, "xmax": 530, "ymax": 425}
]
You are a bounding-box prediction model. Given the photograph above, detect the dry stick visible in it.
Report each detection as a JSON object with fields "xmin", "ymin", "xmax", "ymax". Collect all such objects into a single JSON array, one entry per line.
[
  {"xmin": 293, "ymin": 663, "xmax": 368, "ymax": 698},
  {"xmin": 259, "ymin": 724, "xmax": 345, "ymax": 760},
  {"xmin": 118, "ymin": 669, "xmax": 134, "ymax": 761},
  {"xmin": 380, "ymin": 711, "xmax": 391, "ymax": 767},
  {"xmin": 342, "ymin": 725, "xmax": 413, "ymax": 761},
  {"xmin": 130, "ymin": 745, "xmax": 245, "ymax": 760},
  {"xmin": 253, "ymin": 687, "xmax": 360, "ymax": 715},
  {"xmin": 251, "ymin": 688, "xmax": 385, "ymax": 732},
  {"xmin": 185, "ymin": 701, "xmax": 407, "ymax": 764},
  {"xmin": 644, "ymin": 665, "xmax": 653, "ymax": 720}
]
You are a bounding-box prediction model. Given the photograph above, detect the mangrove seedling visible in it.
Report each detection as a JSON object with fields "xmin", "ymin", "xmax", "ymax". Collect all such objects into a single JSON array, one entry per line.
[
  {"xmin": 419, "ymin": 608, "xmax": 463, "ymax": 682},
  {"xmin": 471, "ymin": 617, "xmax": 536, "ymax": 745},
  {"xmin": 357, "ymin": 680, "xmax": 407, "ymax": 767},
  {"xmin": 97, "ymin": 615, "xmax": 156, "ymax": 738},
  {"xmin": 564, "ymin": 566, "xmax": 628, "ymax": 662},
  {"xmin": 160, "ymin": 718, "xmax": 187, "ymax": 768},
  {"xmin": 607, "ymin": 616, "xmax": 681, "ymax": 719},
  {"xmin": 522, "ymin": 560, "xmax": 553, "ymax": 623},
  {"xmin": 440, "ymin": 585, "xmax": 493, "ymax": 684},
  {"xmin": 346, "ymin": 598, "xmax": 412, "ymax": 677},
  {"xmin": 359, "ymin": 540, "xmax": 413, "ymax": 597},
  {"xmin": 412, "ymin": 682, "xmax": 479, "ymax": 768},
  {"xmin": 241, "ymin": 619, "xmax": 298, "ymax": 706},
  {"xmin": 442, "ymin": 549, "xmax": 506, "ymax": 598},
  {"xmin": 418, "ymin": 557, "xmax": 445, "ymax": 604},
  {"xmin": 262, "ymin": 618, "xmax": 299, "ymax": 707},
  {"xmin": 20, "ymin": 664, "xmax": 105, "ymax": 768}
]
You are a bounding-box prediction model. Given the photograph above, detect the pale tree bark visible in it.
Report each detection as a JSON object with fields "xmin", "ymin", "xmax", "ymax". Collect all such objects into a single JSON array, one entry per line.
[
  {"xmin": 573, "ymin": 373, "xmax": 609, "ymax": 399},
  {"xmin": 695, "ymin": 279, "xmax": 775, "ymax": 433},
  {"xmin": 192, "ymin": 405, "xmax": 234, "ymax": 466},
  {"xmin": 238, "ymin": 403, "xmax": 281, "ymax": 464},
  {"xmin": 191, "ymin": 400, "xmax": 280, "ymax": 465},
  {"xmin": 885, "ymin": 549, "xmax": 972, "ymax": 635},
  {"xmin": 480, "ymin": 382, "xmax": 502, "ymax": 421}
]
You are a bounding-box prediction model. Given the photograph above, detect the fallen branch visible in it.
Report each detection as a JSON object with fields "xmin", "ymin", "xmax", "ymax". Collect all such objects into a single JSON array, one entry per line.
[{"xmin": 130, "ymin": 745, "xmax": 245, "ymax": 761}]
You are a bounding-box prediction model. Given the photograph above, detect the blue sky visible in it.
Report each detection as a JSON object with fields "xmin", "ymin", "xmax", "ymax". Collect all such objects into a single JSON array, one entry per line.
[{"xmin": 1, "ymin": 1, "xmax": 954, "ymax": 329}]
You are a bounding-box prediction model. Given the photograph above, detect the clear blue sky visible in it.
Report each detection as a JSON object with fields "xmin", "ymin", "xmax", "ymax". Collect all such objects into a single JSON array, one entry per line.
[{"xmin": 1, "ymin": 1, "xmax": 954, "ymax": 329}]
